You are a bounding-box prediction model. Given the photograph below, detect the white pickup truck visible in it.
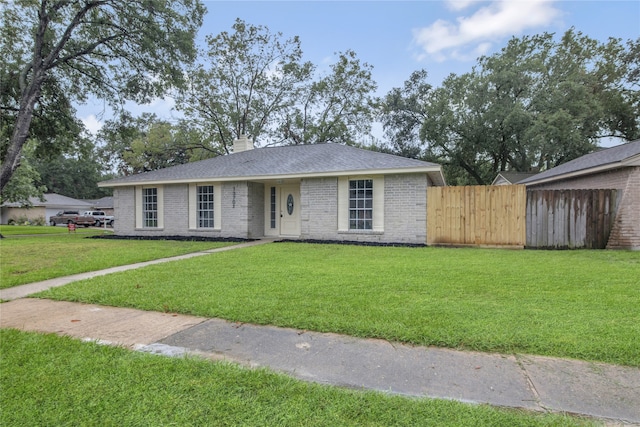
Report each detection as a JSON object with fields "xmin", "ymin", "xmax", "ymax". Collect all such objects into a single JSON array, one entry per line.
[{"xmin": 83, "ymin": 211, "xmax": 114, "ymax": 227}]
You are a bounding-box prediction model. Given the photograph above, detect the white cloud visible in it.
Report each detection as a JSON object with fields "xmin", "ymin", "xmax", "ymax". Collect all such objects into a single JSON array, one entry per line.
[
  {"xmin": 413, "ymin": 0, "xmax": 561, "ymax": 61},
  {"xmin": 82, "ymin": 114, "xmax": 103, "ymax": 135},
  {"xmin": 445, "ymin": 0, "xmax": 478, "ymax": 12}
]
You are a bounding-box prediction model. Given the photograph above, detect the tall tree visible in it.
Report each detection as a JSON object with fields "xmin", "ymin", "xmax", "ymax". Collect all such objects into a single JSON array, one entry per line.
[
  {"xmin": 31, "ymin": 136, "xmax": 113, "ymax": 199},
  {"xmin": 96, "ymin": 113, "xmax": 215, "ymax": 175},
  {"xmin": 0, "ymin": 0, "xmax": 205, "ymax": 193},
  {"xmin": 280, "ymin": 49, "xmax": 378, "ymax": 146},
  {"xmin": 176, "ymin": 20, "xmax": 378, "ymax": 150},
  {"xmin": 379, "ymin": 29, "xmax": 640, "ymax": 185},
  {"xmin": 177, "ymin": 18, "xmax": 313, "ymax": 153}
]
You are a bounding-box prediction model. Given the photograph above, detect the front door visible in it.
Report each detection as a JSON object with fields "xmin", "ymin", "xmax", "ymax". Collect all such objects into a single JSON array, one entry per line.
[{"xmin": 279, "ymin": 184, "xmax": 300, "ymax": 236}]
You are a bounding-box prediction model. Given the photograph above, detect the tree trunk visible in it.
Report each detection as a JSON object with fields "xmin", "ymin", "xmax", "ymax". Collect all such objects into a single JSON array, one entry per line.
[{"xmin": 0, "ymin": 79, "xmax": 42, "ymax": 193}]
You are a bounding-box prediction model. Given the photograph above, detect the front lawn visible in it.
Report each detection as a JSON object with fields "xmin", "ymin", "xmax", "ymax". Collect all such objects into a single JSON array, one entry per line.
[
  {"xmin": 0, "ymin": 329, "xmax": 591, "ymax": 426},
  {"xmin": 0, "ymin": 224, "xmax": 110, "ymax": 235},
  {"xmin": 0, "ymin": 234, "xmax": 235, "ymax": 289},
  {"xmin": 36, "ymin": 242, "xmax": 640, "ymax": 366}
]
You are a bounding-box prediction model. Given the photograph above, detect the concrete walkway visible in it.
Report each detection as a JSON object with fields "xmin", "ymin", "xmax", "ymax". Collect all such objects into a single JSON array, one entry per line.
[{"xmin": 1, "ymin": 240, "xmax": 638, "ymax": 425}]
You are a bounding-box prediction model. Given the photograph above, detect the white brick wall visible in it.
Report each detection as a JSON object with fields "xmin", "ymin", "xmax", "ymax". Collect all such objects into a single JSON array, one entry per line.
[
  {"xmin": 301, "ymin": 174, "xmax": 428, "ymax": 244},
  {"xmin": 113, "ymin": 173, "xmax": 431, "ymax": 244}
]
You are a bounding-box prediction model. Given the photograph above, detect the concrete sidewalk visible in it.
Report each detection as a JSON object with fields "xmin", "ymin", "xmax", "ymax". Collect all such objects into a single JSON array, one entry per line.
[
  {"xmin": 1, "ymin": 239, "xmax": 639, "ymax": 425},
  {"xmin": 1, "ymin": 298, "xmax": 639, "ymax": 425}
]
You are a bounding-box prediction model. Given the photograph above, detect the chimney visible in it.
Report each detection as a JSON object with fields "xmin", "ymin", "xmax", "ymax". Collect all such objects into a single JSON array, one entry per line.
[{"xmin": 233, "ymin": 134, "xmax": 254, "ymax": 153}]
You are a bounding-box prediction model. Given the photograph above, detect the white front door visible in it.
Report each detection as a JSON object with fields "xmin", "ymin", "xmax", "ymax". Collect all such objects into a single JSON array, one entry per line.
[
  {"xmin": 279, "ymin": 184, "xmax": 300, "ymax": 236},
  {"xmin": 265, "ymin": 184, "xmax": 300, "ymax": 237}
]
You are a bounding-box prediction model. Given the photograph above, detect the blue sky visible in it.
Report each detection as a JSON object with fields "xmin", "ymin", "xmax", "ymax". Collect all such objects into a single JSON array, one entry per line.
[{"xmin": 81, "ymin": 0, "xmax": 640, "ymax": 136}]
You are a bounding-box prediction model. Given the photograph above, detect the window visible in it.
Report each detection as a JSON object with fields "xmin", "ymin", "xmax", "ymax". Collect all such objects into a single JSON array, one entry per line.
[
  {"xmin": 143, "ymin": 188, "xmax": 158, "ymax": 228},
  {"xmin": 338, "ymin": 176, "xmax": 383, "ymax": 233},
  {"xmin": 270, "ymin": 187, "xmax": 276, "ymax": 228},
  {"xmin": 197, "ymin": 185, "xmax": 214, "ymax": 228},
  {"xmin": 189, "ymin": 183, "xmax": 221, "ymax": 230},
  {"xmin": 349, "ymin": 179, "xmax": 373, "ymax": 230}
]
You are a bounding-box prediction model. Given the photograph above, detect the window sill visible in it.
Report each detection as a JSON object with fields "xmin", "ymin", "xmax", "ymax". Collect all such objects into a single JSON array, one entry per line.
[
  {"xmin": 188, "ymin": 228, "xmax": 222, "ymax": 232},
  {"xmin": 338, "ymin": 230, "xmax": 384, "ymax": 235}
]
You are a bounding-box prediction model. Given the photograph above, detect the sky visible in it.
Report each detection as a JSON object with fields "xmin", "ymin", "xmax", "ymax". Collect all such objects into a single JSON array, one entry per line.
[{"xmin": 80, "ymin": 0, "xmax": 640, "ymax": 138}]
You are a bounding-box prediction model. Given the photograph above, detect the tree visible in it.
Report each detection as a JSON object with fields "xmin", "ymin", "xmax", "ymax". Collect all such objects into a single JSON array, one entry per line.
[
  {"xmin": 32, "ymin": 136, "xmax": 113, "ymax": 199},
  {"xmin": 177, "ymin": 18, "xmax": 313, "ymax": 153},
  {"xmin": 280, "ymin": 49, "xmax": 378, "ymax": 146},
  {"xmin": 176, "ymin": 19, "xmax": 378, "ymax": 151},
  {"xmin": 378, "ymin": 69, "xmax": 432, "ymax": 158},
  {"xmin": 0, "ymin": 142, "xmax": 46, "ymax": 205},
  {"xmin": 97, "ymin": 112, "xmax": 215, "ymax": 175},
  {"xmin": 0, "ymin": 0, "xmax": 205, "ymax": 193},
  {"xmin": 379, "ymin": 29, "xmax": 640, "ymax": 185}
]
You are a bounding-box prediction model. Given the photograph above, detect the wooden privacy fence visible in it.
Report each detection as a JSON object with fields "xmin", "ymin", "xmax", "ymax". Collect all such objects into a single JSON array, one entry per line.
[
  {"xmin": 526, "ymin": 189, "xmax": 618, "ymax": 249},
  {"xmin": 427, "ymin": 185, "xmax": 526, "ymax": 247},
  {"xmin": 426, "ymin": 185, "xmax": 618, "ymax": 249}
]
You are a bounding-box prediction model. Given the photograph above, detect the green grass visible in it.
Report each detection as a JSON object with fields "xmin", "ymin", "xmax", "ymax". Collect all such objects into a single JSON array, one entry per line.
[
  {"xmin": 0, "ymin": 234, "xmax": 234, "ymax": 289},
  {"xmin": 0, "ymin": 224, "xmax": 111, "ymax": 235},
  {"xmin": 37, "ymin": 242, "xmax": 640, "ymax": 366},
  {"xmin": 0, "ymin": 329, "xmax": 593, "ymax": 426}
]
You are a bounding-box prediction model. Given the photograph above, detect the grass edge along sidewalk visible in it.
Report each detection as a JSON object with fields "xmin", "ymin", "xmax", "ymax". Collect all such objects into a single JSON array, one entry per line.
[
  {"xmin": 0, "ymin": 329, "xmax": 596, "ymax": 427},
  {"xmin": 34, "ymin": 242, "xmax": 640, "ymax": 367},
  {"xmin": 0, "ymin": 232, "xmax": 238, "ymax": 289}
]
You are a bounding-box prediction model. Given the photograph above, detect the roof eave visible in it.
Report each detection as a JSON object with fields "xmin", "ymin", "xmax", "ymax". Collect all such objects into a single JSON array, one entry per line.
[
  {"xmin": 100, "ymin": 166, "xmax": 445, "ymax": 188},
  {"xmin": 522, "ymin": 161, "xmax": 627, "ymax": 186}
]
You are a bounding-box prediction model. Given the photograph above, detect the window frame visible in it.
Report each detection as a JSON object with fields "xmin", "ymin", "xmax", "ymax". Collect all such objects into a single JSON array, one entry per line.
[
  {"xmin": 337, "ymin": 175, "xmax": 384, "ymax": 233},
  {"xmin": 189, "ymin": 183, "xmax": 222, "ymax": 230},
  {"xmin": 348, "ymin": 179, "xmax": 374, "ymax": 230},
  {"xmin": 135, "ymin": 186, "xmax": 164, "ymax": 229}
]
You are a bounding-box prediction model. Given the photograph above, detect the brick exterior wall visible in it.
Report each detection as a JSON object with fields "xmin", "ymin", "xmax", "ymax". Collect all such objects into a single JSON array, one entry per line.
[
  {"xmin": 300, "ymin": 177, "xmax": 339, "ymax": 241},
  {"xmin": 606, "ymin": 167, "xmax": 640, "ymax": 250},
  {"xmin": 112, "ymin": 173, "xmax": 430, "ymax": 244},
  {"xmin": 527, "ymin": 166, "xmax": 640, "ymax": 250},
  {"xmin": 300, "ymin": 174, "xmax": 428, "ymax": 244},
  {"xmin": 113, "ymin": 187, "xmax": 134, "ymax": 235}
]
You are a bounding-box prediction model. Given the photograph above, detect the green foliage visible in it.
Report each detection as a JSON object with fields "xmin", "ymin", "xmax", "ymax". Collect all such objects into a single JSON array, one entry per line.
[
  {"xmin": 0, "ymin": 0, "xmax": 206, "ymax": 191},
  {"xmin": 30, "ymin": 136, "xmax": 113, "ymax": 199},
  {"xmin": 177, "ymin": 18, "xmax": 314, "ymax": 152},
  {"xmin": 176, "ymin": 19, "xmax": 378, "ymax": 151},
  {"xmin": 379, "ymin": 29, "xmax": 640, "ymax": 185},
  {"xmin": 37, "ymin": 242, "xmax": 640, "ymax": 367},
  {"xmin": 6, "ymin": 215, "xmax": 46, "ymax": 226},
  {"xmin": 281, "ymin": 49, "xmax": 378, "ymax": 145},
  {"xmin": 1, "ymin": 330, "xmax": 588, "ymax": 426},
  {"xmin": 0, "ymin": 154, "xmax": 46, "ymax": 205},
  {"xmin": 96, "ymin": 112, "xmax": 217, "ymax": 175}
]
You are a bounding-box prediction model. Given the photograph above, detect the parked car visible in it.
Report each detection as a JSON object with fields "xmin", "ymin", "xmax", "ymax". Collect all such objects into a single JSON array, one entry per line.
[
  {"xmin": 83, "ymin": 211, "xmax": 114, "ymax": 227},
  {"xmin": 49, "ymin": 211, "xmax": 96, "ymax": 227}
]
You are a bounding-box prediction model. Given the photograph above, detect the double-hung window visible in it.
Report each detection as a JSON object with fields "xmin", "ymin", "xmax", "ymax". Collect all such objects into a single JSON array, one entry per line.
[
  {"xmin": 349, "ymin": 179, "xmax": 373, "ymax": 230},
  {"xmin": 142, "ymin": 188, "xmax": 158, "ymax": 228},
  {"xmin": 197, "ymin": 185, "xmax": 214, "ymax": 228},
  {"xmin": 189, "ymin": 183, "xmax": 221, "ymax": 230},
  {"xmin": 338, "ymin": 176, "xmax": 383, "ymax": 233}
]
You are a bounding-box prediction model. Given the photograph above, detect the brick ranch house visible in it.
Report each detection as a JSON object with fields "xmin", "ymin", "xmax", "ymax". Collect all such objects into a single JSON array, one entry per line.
[
  {"xmin": 99, "ymin": 137, "xmax": 446, "ymax": 245},
  {"xmin": 520, "ymin": 139, "xmax": 640, "ymax": 250}
]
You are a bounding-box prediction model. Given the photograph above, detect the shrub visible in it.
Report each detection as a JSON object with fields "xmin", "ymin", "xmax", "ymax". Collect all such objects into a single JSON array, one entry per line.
[{"xmin": 8, "ymin": 215, "xmax": 46, "ymax": 226}]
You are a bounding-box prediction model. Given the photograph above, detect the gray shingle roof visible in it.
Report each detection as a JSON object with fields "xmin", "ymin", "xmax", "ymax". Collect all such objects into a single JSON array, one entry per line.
[
  {"xmin": 519, "ymin": 140, "xmax": 640, "ymax": 185},
  {"xmin": 2, "ymin": 193, "xmax": 92, "ymax": 208},
  {"xmin": 492, "ymin": 171, "xmax": 538, "ymax": 185},
  {"xmin": 101, "ymin": 143, "xmax": 444, "ymax": 187}
]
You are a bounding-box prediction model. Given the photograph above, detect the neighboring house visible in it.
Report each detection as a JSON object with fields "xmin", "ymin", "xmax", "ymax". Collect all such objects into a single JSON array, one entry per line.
[
  {"xmin": 491, "ymin": 171, "xmax": 538, "ymax": 186},
  {"xmin": 85, "ymin": 196, "xmax": 114, "ymax": 216},
  {"xmin": 519, "ymin": 140, "xmax": 640, "ymax": 250},
  {"xmin": 0, "ymin": 193, "xmax": 92, "ymax": 225},
  {"xmin": 99, "ymin": 137, "xmax": 446, "ymax": 245}
]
